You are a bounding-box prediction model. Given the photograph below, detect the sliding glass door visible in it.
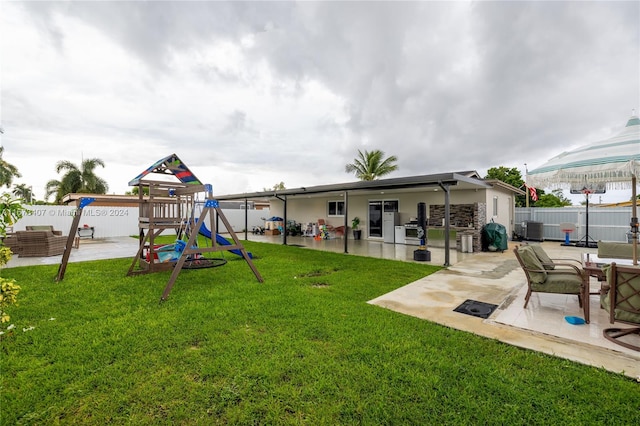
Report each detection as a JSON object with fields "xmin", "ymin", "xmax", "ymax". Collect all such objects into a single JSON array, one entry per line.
[
  {"xmin": 368, "ymin": 200, "xmax": 398, "ymax": 238},
  {"xmin": 368, "ymin": 201, "xmax": 382, "ymax": 238}
]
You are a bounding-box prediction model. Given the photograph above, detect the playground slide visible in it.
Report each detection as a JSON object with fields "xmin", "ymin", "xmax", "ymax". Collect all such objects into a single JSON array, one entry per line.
[{"xmin": 196, "ymin": 221, "xmax": 252, "ymax": 258}]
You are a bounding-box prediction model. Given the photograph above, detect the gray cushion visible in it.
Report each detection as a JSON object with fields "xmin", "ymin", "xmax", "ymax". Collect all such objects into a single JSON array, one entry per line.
[{"xmin": 518, "ymin": 246, "xmax": 547, "ymax": 284}]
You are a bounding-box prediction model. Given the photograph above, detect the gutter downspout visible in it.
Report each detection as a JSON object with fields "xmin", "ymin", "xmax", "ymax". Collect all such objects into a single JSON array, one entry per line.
[{"xmin": 439, "ymin": 181, "xmax": 451, "ymax": 267}]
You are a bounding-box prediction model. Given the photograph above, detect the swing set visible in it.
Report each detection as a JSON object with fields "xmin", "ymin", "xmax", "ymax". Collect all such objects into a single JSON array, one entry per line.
[{"xmin": 55, "ymin": 154, "xmax": 263, "ymax": 301}]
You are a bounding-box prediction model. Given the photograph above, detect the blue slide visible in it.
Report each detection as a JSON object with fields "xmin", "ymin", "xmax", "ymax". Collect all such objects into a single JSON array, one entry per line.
[{"xmin": 196, "ymin": 221, "xmax": 253, "ymax": 258}]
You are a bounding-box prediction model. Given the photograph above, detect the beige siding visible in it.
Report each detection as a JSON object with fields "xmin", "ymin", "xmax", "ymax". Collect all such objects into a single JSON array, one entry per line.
[{"xmin": 270, "ymin": 188, "xmax": 496, "ymax": 237}]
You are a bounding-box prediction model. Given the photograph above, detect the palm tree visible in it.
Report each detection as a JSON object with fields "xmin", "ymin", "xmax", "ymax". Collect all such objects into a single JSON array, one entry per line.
[
  {"xmin": 345, "ymin": 149, "xmax": 398, "ymax": 181},
  {"xmin": 12, "ymin": 184, "xmax": 33, "ymax": 203},
  {"xmin": 45, "ymin": 158, "xmax": 109, "ymax": 203},
  {"xmin": 0, "ymin": 146, "xmax": 22, "ymax": 188}
]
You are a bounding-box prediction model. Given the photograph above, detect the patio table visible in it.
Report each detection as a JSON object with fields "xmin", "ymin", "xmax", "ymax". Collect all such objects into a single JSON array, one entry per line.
[
  {"xmin": 74, "ymin": 226, "xmax": 95, "ymax": 248},
  {"xmin": 582, "ymin": 253, "xmax": 636, "ymax": 294}
]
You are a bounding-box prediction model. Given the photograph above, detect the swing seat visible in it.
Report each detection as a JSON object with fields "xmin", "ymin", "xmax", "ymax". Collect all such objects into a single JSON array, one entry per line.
[{"xmin": 182, "ymin": 258, "xmax": 228, "ymax": 269}]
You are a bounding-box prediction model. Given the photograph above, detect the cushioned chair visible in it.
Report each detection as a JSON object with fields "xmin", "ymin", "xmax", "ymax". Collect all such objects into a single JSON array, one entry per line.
[
  {"xmin": 333, "ymin": 226, "xmax": 345, "ymax": 237},
  {"xmin": 16, "ymin": 230, "xmax": 67, "ymax": 257},
  {"xmin": 601, "ymin": 262, "xmax": 640, "ymax": 351},
  {"xmin": 514, "ymin": 245, "xmax": 589, "ymax": 323}
]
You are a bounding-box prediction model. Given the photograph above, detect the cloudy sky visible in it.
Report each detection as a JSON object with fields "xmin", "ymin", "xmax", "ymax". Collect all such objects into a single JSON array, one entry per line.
[{"xmin": 1, "ymin": 1, "xmax": 638, "ymax": 204}]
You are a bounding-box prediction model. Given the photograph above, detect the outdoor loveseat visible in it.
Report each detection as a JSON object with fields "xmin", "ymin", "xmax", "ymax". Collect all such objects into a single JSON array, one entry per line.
[{"xmin": 15, "ymin": 228, "xmax": 67, "ymax": 257}]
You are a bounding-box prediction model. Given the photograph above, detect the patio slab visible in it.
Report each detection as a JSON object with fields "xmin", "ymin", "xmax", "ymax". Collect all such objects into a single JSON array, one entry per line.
[{"xmin": 368, "ymin": 242, "xmax": 640, "ymax": 379}]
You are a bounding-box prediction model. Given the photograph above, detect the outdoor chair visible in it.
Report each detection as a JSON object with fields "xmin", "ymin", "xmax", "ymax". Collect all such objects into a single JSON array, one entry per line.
[
  {"xmin": 16, "ymin": 230, "xmax": 67, "ymax": 257},
  {"xmin": 513, "ymin": 245, "xmax": 589, "ymax": 323},
  {"xmin": 333, "ymin": 226, "xmax": 345, "ymax": 237},
  {"xmin": 601, "ymin": 262, "xmax": 640, "ymax": 351}
]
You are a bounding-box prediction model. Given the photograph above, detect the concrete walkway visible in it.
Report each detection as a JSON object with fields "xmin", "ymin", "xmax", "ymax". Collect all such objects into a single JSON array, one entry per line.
[{"xmin": 6, "ymin": 235, "xmax": 639, "ymax": 379}]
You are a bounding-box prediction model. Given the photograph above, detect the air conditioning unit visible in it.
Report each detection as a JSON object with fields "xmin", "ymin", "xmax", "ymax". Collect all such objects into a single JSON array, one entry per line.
[{"xmin": 524, "ymin": 221, "xmax": 544, "ymax": 242}]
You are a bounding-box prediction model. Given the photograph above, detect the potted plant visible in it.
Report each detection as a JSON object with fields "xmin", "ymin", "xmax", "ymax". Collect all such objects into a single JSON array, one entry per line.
[{"xmin": 351, "ymin": 217, "xmax": 362, "ymax": 240}]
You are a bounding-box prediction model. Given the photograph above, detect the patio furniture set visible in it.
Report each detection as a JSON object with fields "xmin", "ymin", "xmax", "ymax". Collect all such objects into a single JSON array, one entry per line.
[
  {"xmin": 3, "ymin": 226, "xmax": 67, "ymax": 257},
  {"xmin": 2, "ymin": 225, "xmax": 99, "ymax": 257},
  {"xmin": 514, "ymin": 242, "xmax": 640, "ymax": 352}
]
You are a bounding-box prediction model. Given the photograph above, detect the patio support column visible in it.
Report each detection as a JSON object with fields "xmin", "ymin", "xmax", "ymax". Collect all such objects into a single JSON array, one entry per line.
[
  {"xmin": 439, "ymin": 181, "xmax": 451, "ymax": 267},
  {"xmin": 344, "ymin": 191, "xmax": 349, "ymax": 254},
  {"xmin": 275, "ymin": 194, "xmax": 287, "ymax": 246},
  {"xmin": 244, "ymin": 198, "xmax": 248, "ymax": 241}
]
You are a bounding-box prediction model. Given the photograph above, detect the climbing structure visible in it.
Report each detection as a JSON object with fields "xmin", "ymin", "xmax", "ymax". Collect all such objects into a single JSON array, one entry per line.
[{"xmin": 125, "ymin": 154, "xmax": 263, "ymax": 300}]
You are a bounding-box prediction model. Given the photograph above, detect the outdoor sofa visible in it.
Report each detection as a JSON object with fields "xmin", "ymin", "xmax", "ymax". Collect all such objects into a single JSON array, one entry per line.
[
  {"xmin": 15, "ymin": 229, "xmax": 67, "ymax": 257},
  {"xmin": 597, "ymin": 241, "xmax": 634, "ymax": 260}
]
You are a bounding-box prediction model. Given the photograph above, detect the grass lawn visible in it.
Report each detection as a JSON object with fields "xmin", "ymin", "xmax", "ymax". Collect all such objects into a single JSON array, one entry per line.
[{"xmin": 1, "ymin": 239, "xmax": 639, "ymax": 424}]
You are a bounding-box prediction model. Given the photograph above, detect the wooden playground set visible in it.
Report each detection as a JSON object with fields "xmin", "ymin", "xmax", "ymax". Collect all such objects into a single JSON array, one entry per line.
[{"xmin": 55, "ymin": 154, "xmax": 263, "ymax": 300}]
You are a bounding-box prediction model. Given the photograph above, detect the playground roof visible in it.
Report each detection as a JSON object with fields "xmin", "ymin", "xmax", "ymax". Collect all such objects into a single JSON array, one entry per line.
[{"xmin": 128, "ymin": 154, "xmax": 202, "ymax": 186}]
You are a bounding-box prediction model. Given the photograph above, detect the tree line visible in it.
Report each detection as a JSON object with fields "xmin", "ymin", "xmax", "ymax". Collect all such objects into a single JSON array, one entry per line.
[{"xmin": 0, "ymin": 148, "xmax": 109, "ymax": 204}]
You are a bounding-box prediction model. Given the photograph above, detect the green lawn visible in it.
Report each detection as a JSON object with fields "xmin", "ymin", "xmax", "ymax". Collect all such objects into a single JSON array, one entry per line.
[{"xmin": 1, "ymin": 240, "xmax": 639, "ymax": 424}]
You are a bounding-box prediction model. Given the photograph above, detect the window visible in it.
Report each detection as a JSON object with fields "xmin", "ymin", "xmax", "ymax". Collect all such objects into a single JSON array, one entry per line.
[
  {"xmin": 328, "ymin": 201, "xmax": 345, "ymax": 216},
  {"xmin": 493, "ymin": 196, "xmax": 498, "ymax": 217}
]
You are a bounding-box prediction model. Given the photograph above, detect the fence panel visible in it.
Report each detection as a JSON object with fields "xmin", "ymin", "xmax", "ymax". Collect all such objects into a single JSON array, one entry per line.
[
  {"xmin": 515, "ymin": 206, "xmax": 633, "ymax": 242},
  {"xmin": 11, "ymin": 205, "xmax": 270, "ymax": 239}
]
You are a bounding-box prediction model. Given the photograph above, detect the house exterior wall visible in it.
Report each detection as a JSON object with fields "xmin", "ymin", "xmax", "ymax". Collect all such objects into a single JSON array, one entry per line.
[{"xmin": 484, "ymin": 187, "xmax": 516, "ymax": 236}]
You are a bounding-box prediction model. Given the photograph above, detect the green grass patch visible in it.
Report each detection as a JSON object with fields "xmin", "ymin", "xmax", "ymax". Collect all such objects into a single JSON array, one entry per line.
[{"xmin": 1, "ymin": 241, "xmax": 639, "ymax": 424}]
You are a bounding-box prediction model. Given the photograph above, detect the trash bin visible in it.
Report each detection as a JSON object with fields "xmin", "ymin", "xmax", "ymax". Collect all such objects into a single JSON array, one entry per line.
[{"xmin": 461, "ymin": 234, "xmax": 473, "ymax": 253}]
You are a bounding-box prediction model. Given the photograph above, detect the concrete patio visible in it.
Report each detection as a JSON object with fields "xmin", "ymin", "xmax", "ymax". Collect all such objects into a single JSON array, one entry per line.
[{"xmin": 6, "ymin": 234, "xmax": 639, "ymax": 379}]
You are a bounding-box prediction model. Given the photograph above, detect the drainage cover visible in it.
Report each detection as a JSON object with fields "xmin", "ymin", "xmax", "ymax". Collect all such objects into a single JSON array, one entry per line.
[{"xmin": 453, "ymin": 299, "xmax": 498, "ymax": 319}]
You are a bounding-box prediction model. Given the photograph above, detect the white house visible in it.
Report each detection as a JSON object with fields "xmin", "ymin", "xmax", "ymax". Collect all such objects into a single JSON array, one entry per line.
[{"xmin": 215, "ymin": 171, "xmax": 524, "ymax": 256}]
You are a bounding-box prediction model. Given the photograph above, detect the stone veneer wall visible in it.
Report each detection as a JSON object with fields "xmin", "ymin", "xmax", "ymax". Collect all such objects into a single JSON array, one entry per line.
[{"xmin": 429, "ymin": 203, "xmax": 486, "ymax": 252}]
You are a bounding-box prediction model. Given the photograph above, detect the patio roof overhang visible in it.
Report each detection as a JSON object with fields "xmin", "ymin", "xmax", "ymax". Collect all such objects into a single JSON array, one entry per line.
[
  {"xmin": 214, "ymin": 171, "xmax": 499, "ymax": 201},
  {"xmin": 213, "ymin": 171, "xmax": 521, "ymax": 267}
]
